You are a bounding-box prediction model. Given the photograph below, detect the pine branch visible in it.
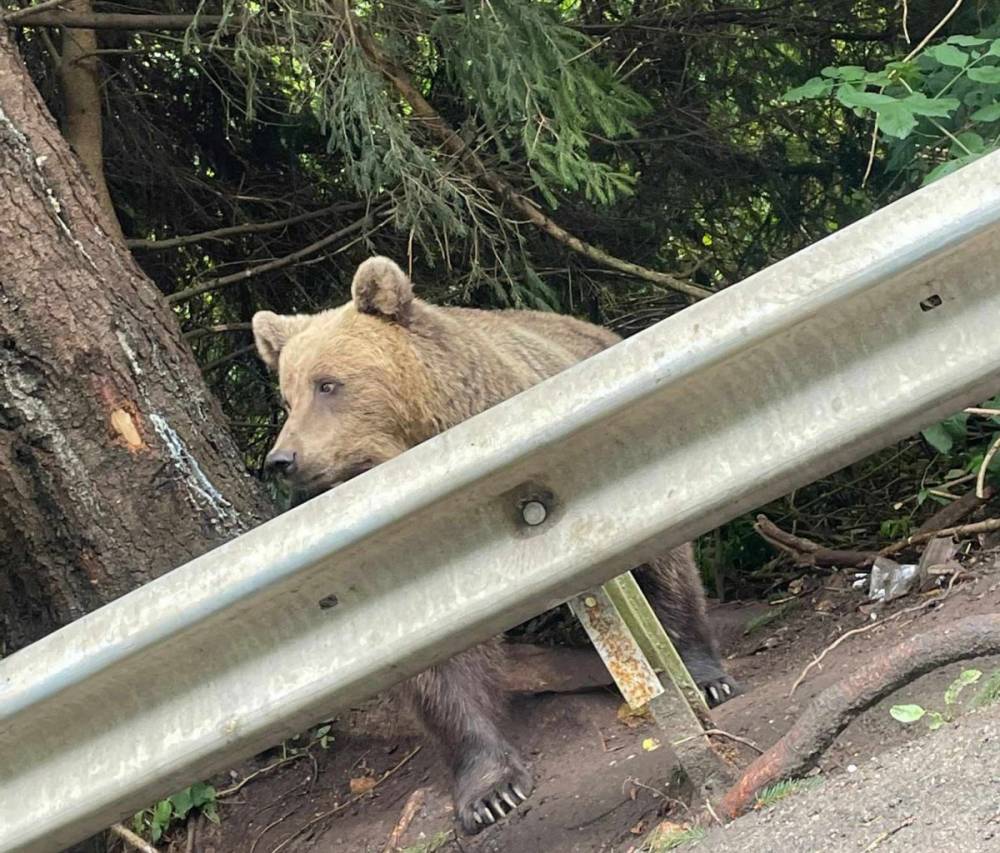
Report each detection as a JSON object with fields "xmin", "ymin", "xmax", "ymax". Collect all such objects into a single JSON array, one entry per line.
[{"xmin": 343, "ymin": 5, "xmax": 713, "ymax": 301}]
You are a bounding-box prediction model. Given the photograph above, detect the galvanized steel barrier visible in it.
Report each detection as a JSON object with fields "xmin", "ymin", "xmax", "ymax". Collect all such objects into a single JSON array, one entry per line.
[{"xmin": 3, "ymin": 151, "xmax": 1000, "ymax": 852}]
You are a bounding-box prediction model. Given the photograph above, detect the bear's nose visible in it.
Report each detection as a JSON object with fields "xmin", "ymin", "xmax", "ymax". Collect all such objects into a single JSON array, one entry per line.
[{"xmin": 265, "ymin": 448, "xmax": 298, "ymax": 476}]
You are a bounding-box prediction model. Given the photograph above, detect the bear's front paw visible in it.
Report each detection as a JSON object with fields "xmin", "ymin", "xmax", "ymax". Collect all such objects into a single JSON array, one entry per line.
[{"xmin": 454, "ymin": 748, "xmax": 533, "ymax": 834}]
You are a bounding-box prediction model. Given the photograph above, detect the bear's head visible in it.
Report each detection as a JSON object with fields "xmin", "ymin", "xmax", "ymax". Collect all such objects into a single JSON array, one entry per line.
[{"xmin": 253, "ymin": 256, "xmax": 439, "ymax": 502}]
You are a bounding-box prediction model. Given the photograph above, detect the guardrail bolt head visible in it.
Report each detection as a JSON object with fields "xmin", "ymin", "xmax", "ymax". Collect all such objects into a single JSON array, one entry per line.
[
  {"xmin": 521, "ymin": 499, "xmax": 548, "ymax": 526},
  {"xmin": 584, "ymin": 595, "xmax": 598, "ymax": 608}
]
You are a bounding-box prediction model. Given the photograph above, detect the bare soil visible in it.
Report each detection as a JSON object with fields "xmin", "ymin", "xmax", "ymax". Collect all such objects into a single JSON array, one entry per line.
[{"xmin": 171, "ymin": 557, "xmax": 1000, "ymax": 853}]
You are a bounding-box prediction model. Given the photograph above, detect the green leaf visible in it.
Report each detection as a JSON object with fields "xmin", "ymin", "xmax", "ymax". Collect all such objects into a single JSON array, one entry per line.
[
  {"xmin": 189, "ymin": 782, "xmax": 216, "ymax": 808},
  {"xmin": 989, "ymin": 39, "xmax": 1000, "ymax": 57},
  {"xmin": 922, "ymin": 153, "xmax": 983, "ymax": 185},
  {"xmin": 875, "ymin": 102, "xmax": 917, "ymax": 138},
  {"xmin": 890, "ymin": 704, "xmax": 926, "ymax": 723},
  {"xmin": 927, "ymin": 44, "xmax": 969, "ymax": 68},
  {"xmin": 945, "ymin": 669, "xmax": 982, "ymax": 705},
  {"xmin": 836, "ymin": 85, "xmax": 897, "ymax": 109},
  {"xmin": 971, "ymin": 102, "xmax": 1000, "ymax": 121},
  {"xmin": 902, "ymin": 93, "xmax": 960, "ymax": 117},
  {"xmin": 967, "ymin": 66, "xmax": 1000, "ymax": 84},
  {"xmin": 922, "ymin": 423, "xmax": 953, "ymax": 453},
  {"xmin": 947, "ymin": 35, "xmax": 989, "ymax": 46},
  {"xmin": 821, "ymin": 65, "xmax": 868, "ymax": 81},
  {"xmin": 782, "ymin": 77, "xmax": 833, "ymax": 102},
  {"xmin": 169, "ymin": 789, "xmax": 194, "ymax": 820},
  {"xmin": 952, "ymin": 131, "xmax": 986, "ymax": 155},
  {"xmin": 153, "ymin": 800, "xmax": 173, "ymax": 826},
  {"xmin": 926, "ymin": 711, "xmax": 946, "ymax": 730}
]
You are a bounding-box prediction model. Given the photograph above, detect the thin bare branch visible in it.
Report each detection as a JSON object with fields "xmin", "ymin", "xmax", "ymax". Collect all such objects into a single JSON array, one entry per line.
[
  {"xmin": 167, "ymin": 209, "xmax": 384, "ymax": 304},
  {"xmin": 1, "ymin": 0, "xmax": 65, "ymax": 24},
  {"xmin": 128, "ymin": 203, "xmax": 366, "ymax": 252},
  {"xmin": 8, "ymin": 11, "xmax": 225, "ymax": 29}
]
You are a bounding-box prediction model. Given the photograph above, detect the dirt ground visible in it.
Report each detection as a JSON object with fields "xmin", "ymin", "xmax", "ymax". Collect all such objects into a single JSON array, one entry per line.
[{"xmin": 171, "ymin": 556, "xmax": 1000, "ymax": 853}]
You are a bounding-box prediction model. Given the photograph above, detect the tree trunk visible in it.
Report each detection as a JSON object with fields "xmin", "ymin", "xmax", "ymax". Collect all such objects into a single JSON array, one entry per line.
[
  {"xmin": 0, "ymin": 27, "xmax": 272, "ymax": 656},
  {"xmin": 58, "ymin": 0, "xmax": 123, "ymax": 242}
]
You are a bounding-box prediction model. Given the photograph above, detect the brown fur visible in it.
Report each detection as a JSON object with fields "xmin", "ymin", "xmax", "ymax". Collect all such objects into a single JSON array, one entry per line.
[{"xmin": 253, "ymin": 257, "xmax": 737, "ymax": 834}]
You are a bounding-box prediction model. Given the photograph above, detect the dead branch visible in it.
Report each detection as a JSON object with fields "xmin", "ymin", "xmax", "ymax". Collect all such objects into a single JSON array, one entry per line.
[
  {"xmin": 167, "ymin": 210, "xmax": 383, "ymax": 304},
  {"xmin": 879, "ymin": 518, "xmax": 1000, "ymax": 557},
  {"xmin": 127, "ymin": 202, "xmax": 365, "ymax": 252},
  {"xmin": 270, "ymin": 746, "xmax": 421, "ymax": 853},
  {"xmin": 184, "ymin": 323, "xmax": 252, "ymax": 341},
  {"xmin": 8, "ymin": 11, "xmax": 225, "ymax": 29},
  {"xmin": 109, "ymin": 823, "xmax": 158, "ymax": 853},
  {"xmin": 382, "ymin": 787, "xmax": 428, "ymax": 852},
  {"xmin": 719, "ymin": 612, "xmax": 1000, "ymax": 818},
  {"xmin": 753, "ymin": 515, "xmax": 876, "ymax": 568},
  {"xmin": 1, "ymin": 0, "xmax": 65, "ymax": 24},
  {"xmin": 342, "ymin": 4, "xmax": 712, "ymax": 301}
]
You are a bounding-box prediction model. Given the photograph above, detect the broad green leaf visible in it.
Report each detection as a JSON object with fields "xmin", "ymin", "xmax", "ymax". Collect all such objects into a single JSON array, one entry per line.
[
  {"xmin": 947, "ymin": 35, "xmax": 989, "ymax": 46},
  {"xmin": 783, "ymin": 77, "xmax": 833, "ymax": 101},
  {"xmin": 902, "ymin": 93, "xmax": 960, "ymax": 117},
  {"xmin": 875, "ymin": 102, "xmax": 917, "ymax": 138},
  {"xmin": 189, "ymin": 782, "xmax": 216, "ymax": 807},
  {"xmin": 890, "ymin": 704, "xmax": 926, "ymax": 723},
  {"xmin": 922, "ymin": 153, "xmax": 983, "ymax": 185},
  {"xmin": 989, "ymin": 39, "xmax": 1000, "ymax": 56},
  {"xmin": 836, "ymin": 85, "xmax": 897, "ymax": 109},
  {"xmin": 169, "ymin": 788, "xmax": 194, "ymax": 819},
  {"xmin": 967, "ymin": 66, "xmax": 1000, "ymax": 84},
  {"xmin": 153, "ymin": 800, "xmax": 173, "ymax": 826},
  {"xmin": 821, "ymin": 65, "xmax": 867, "ymax": 81},
  {"xmin": 945, "ymin": 669, "xmax": 982, "ymax": 705},
  {"xmin": 927, "ymin": 711, "xmax": 946, "ymax": 730},
  {"xmin": 972, "ymin": 102, "xmax": 1000, "ymax": 121},
  {"xmin": 922, "ymin": 423, "xmax": 954, "ymax": 454},
  {"xmin": 952, "ymin": 131, "xmax": 986, "ymax": 155},
  {"xmin": 927, "ymin": 44, "xmax": 969, "ymax": 68}
]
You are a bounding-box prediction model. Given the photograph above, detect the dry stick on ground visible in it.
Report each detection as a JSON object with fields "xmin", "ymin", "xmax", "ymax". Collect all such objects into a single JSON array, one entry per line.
[
  {"xmin": 383, "ymin": 787, "xmax": 428, "ymax": 853},
  {"xmin": 718, "ymin": 612, "xmax": 1000, "ymax": 818},
  {"xmin": 753, "ymin": 515, "xmax": 876, "ymax": 569},
  {"xmin": 754, "ymin": 491, "xmax": 996, "ymax": 570},
  {"xmin": 879, "ymin": 517, "xmax": 1000, "ymax": 556},
  {"xmin": 340, "ymin": 5, "xmax": 712, "ymax": 302},
  {"xmin": 269, "ymin": 746, "xmax": 421, "ymax": 853},
  {"xmin": 672, "ymin": 728, "xmax": 764, "ymax": 755},
  {"xmin": 977, "ymin": 435, "xmax": 1000, "ymax": 499},
  {"xmin": 109, "ymin": 823, "xmax": 159, "ymax": 853}
]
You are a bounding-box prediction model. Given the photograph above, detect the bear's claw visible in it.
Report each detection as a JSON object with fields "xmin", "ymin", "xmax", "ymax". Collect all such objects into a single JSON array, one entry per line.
[{"xmin": 459, "ymin": 769, "xmax": 533, "ymax": 835}]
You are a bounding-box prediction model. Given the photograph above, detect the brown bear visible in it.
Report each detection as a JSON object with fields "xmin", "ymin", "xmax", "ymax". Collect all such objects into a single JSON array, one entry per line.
[{"xmin": 252, "ymin": 256, "xmax": 738, "ymax": 834}]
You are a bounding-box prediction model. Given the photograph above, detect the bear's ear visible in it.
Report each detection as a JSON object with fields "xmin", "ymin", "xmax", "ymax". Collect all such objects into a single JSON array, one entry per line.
[
  {"xmin": 351, "ymin": 256, "xmax": 414, "ymax": 325},
  {"xmin": 252, "ymin": 311, "xmax": 311, "ymax": 370}
]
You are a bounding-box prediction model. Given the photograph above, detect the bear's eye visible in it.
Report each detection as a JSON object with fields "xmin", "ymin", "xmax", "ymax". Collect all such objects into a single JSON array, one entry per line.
[{"xmin": 317, "ymin": 380, "xmax": 340, "ymax": 396}]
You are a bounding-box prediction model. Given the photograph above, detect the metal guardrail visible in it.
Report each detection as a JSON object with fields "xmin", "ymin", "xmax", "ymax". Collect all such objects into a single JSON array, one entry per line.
[{"xmin": 3, "ymin": 151, "xmax": 1000, "ymax": 852}]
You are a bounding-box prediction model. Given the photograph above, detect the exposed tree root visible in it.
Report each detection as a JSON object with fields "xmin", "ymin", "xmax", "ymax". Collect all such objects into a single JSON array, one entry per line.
[{"xmin": 718, "ymin": 613, "xmax": 1000, "ymax": 818}]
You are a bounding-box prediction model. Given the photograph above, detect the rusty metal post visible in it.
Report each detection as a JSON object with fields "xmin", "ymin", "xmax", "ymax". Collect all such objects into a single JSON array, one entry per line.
[{"xmin": 569, "ymin": 578, "xmax": 736, "ymax": 797}]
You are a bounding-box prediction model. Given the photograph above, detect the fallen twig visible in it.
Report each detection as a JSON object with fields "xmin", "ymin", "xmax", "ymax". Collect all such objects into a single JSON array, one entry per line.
[
  {"xmin": 719, "ymin": 612, "xmax": 1000, "ymax": 818},
  {"xmin": 269, "ymin": 746, "xmax": 421, "ymax": 853},
  {"xmin": 109, "ymin": 823, "xmax": 158, "ymax": 853},
  {"xmin": 862, "ymin": 815, "xmax": 915, "ymax": 851},
  {"xmin": 673, "ymin": 728, "xmax": 764, "ymax": 755},
  {"xmin": 753, "ymin": 515, "xmax": 875, "ymax": 569},
  {"xmin": 383, "ymin": 787, "xmax": 428, "ymax": 852},
  {"xmin": 880, "ymin": 518, "xmax": 1000, "ymax": 556}
]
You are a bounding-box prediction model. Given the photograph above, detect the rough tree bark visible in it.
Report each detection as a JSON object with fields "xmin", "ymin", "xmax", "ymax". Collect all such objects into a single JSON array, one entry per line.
[{"xmin": 0, "ymin": 26, "xmax": 272, "ymax": 655}]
